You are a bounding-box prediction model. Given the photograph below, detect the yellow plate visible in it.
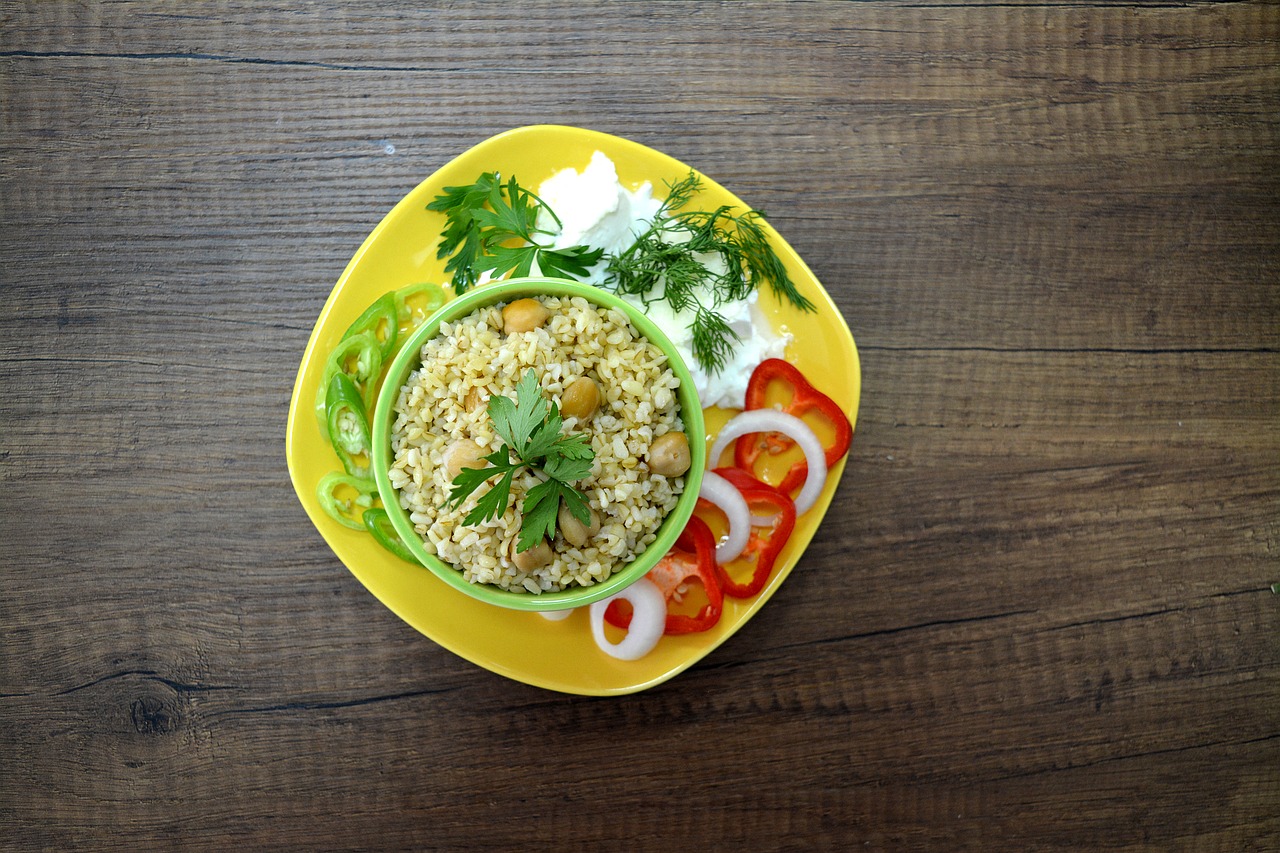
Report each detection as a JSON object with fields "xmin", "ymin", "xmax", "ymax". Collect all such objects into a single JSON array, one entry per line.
[{"xmin": 285, "ymin": 125, "xmax": 860, "ymax": 695}]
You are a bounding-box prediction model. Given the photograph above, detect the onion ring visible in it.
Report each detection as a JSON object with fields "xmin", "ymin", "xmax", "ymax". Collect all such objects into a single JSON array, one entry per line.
[
  {"xmin": 709, "ymin": 409, "xmax": 830, "ymax": 514},
  {"xmin": 538, "ymin": 609, "xmax": 573, "ymax": 622},
  {"xmin": 589, "ymin": 577, "xmax": 666, "ymax": 660},
  {"xmin": 698, "ymin": 470, "xmax": 751, "ymax": 564}
]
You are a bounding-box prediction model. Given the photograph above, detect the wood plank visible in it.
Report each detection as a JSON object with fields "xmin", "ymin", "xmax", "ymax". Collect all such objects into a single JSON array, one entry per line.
[{"xmin": 1, "ymin": 1, "xmax": 1276, "ymax": 849}]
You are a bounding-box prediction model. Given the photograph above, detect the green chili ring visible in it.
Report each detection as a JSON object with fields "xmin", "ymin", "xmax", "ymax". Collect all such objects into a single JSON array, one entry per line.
[
  {"xmin": 342, "ymin": 291, "xmax": 399, "ymax": 362},
  {"xmin": 362, "ymin": 508, "xmax": 420, "ymax": 565},
  {"xmin": 317, "ymin": 471, "xmax": 378, "ymax": 530},
  {"xmin": 314, "ymin": 329, "xmax": 384, "ymax": 430},
  {"xmin": 325, "ymin": 372, "xmax": 372, "ymax": 479},
  {"xmin": 388, "ymin": 282, "xmax": 446, "ymax": 360},
  {"xmin": 394, "ymin": 281, "xmax": 446, "ymax": 326}
]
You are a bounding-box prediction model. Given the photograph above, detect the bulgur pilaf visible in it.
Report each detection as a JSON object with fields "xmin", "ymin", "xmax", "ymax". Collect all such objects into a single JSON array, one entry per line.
[{"xmin": 387, "ymin": 295, "xmax": 686, "ymax": 593}]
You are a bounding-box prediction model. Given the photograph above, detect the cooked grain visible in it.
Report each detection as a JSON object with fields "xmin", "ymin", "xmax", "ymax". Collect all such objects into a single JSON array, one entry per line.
[{"xmin": 388, "ymin": 295, "xmax": 685, "ymax": 593}]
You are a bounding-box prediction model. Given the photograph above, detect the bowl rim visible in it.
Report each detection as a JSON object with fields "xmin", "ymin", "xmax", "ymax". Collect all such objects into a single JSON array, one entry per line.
[{"xmin": 371, "ymin": 276, "xmax": 707, "ymax": 612}]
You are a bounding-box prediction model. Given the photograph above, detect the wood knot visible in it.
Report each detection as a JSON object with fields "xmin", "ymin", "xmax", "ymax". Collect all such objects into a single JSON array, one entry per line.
[{"xmin": 130, "ymin": 695, "xmax": 180, "ymax": 736}]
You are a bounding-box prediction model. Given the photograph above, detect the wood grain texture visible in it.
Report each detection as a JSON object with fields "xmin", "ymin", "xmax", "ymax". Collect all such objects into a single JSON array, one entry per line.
[{"xmin": 1, "ymin": 1, "xmax": 1276, "ymax": 850}]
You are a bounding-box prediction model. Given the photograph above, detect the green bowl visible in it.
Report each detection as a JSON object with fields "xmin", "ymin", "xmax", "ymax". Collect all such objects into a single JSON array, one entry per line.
[{"xmin": 371, "ymin": 277, "xmax": 706, "ymax": 612}]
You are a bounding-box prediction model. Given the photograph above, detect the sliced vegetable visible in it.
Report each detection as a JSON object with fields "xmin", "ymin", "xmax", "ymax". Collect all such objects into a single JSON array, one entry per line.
[
  {"xmin": 711, "ymin": 465, "xmax": 775, "ymax": 494},
  {"xmin": 315, "ymin": 329, "xmax": 384, "ymax": 424},
  {"xmin": 539, "ymin": 609, "xmax": 574, "ymax": 622},
  {"xmin": 342, "ymin": 291, "xmax": 399, "ymax": 362},
  {"xmin": 732, "ymin": 358, "xmax": 852, "ymax": 494},
  {"xmin": 697, "ymin": 469, "xmax": 751, "ymax": 564},
  {"xmin": 710, "ymin": 483, "xmax": 796, "ymax": 598},
  {"xmin": 325, "ymin": 372, "xmax": 372, "ymax": 478},
  {"xmin": 605, "ymin": 515, "xmax": 723, "ymax": 636},
  {"xmin": 314, "ymin": 284, "xmax": 446, "ymax": 550},
  {"xmin": 712, "ymin": 464, "xmax": 781, "ymax": 526},
  {"xmin": 317, "ymin": 472, "xmax": 378, "ymax": 530},
  {"xmin": 710, "ymin": 409, "xmax": 829, "ymax": 514},
  {"xmin": 590, "ymin": 577, "xmax": 666, "ymax": 660},
  {"xmin": 362, "ymin": 507, "xmax": 418, "ymax": 564},
  {"xmin": 393, "ymin": 281, "xmax": 446, "ymax": 330}
]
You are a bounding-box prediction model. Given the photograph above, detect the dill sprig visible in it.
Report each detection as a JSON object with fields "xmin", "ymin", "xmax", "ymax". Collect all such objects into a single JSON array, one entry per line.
[{"xmin": 604, "ymin": 171, "xmax": 815, "ymax": 375}]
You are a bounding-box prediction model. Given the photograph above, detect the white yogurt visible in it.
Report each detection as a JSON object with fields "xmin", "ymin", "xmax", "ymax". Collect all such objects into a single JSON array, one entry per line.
[
  {"xmin": 535, "ymin": 152, "xmax": 791, "ymax": 410},
  {"xmin": 537, "ymin": 151, "xmax": 662, "ymax": 271}
]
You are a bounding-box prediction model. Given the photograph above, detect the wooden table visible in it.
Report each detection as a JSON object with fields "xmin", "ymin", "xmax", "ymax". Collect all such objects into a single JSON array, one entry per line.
[{"xmin": 3, "ymin": 2, "xmax": 1276, "ymax": 849}]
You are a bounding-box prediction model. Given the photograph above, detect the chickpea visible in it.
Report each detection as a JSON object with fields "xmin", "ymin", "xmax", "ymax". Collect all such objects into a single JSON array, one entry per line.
[
  {"xmin": 560, "ymin": 376, "xmax": 600, "ymax": 422},
  {"xmin": 648, "ymin": 431, "xmax": 691, "ymax": 477},
  {"xmin": 558, "ymin": 503, "xmax": 601, "ymax": 548},
  {"xmin": 501, "ymin": 298, "xmax": 550, "ymax": 334},
  {"xmin": 442, "ymin": 438, "xmax": 486, "ymax": 479},
  {"xmin": 463, "ymin": 386, "xmax": 485, "ymax": 412},
  {"xmin": 512, "ymin": 538, "xmax": 553, "ymax": 572}
]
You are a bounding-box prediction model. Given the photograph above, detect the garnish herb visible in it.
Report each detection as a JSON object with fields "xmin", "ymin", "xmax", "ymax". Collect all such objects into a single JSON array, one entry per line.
[
  {"xmin": 427, "ymin": 173, "xmax": 604, "ymax": 293},
  {"xmin": 426, "ymin": 169, "xmax": 814, "ymax": 375},
  {"xmin": 605, "ymin": 172, "xmax": 816, "ymax": 374},
  {"xmin": 446, "ymin": 369, "xmax": 595, "ymax": 553}
]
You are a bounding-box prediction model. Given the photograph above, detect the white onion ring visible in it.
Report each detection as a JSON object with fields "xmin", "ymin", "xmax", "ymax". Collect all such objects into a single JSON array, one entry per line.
[
  {"xmin": 538, "ymin": 609, "xmax": 573, "ymax": 622},
  {"xmin": 709, "ymin": 409, "xmax": 829, "ymax": 515},
  {"xmin": 589, "ymin": 578, "xmax": 666, "ymax": 660},
  {"xmin": 698, "ymin": 469, "xmax": 751, "ymax": 564}
]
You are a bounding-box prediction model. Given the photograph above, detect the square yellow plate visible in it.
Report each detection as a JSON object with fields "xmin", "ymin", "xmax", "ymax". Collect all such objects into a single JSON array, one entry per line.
[{"xmin": 285, "ymin": 125, "xmax": 860, "ymax": 695}]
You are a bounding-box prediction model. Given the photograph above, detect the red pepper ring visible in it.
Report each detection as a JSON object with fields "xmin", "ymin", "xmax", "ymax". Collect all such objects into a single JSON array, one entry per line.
[
  {"xmin": 733, "ymin": 358, "xmax": 853, "ymax": 495},
  {"xmin": 605, "ymin": 515, "xmax": 723, "ymax": 635},
  {"xmin": 708, "ymin": 485, "xmax": 797, "ymax": 598},
  {"xmin": 712, "ymin": 465, "xmax": 778, "ymax": 496},
  {"xmin": 712, "ymin": 464, "xmax": 794, "ymax": 528}
]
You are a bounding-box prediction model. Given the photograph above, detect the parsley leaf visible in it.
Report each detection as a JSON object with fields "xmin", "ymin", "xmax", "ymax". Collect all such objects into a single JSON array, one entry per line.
[
  {"xmin": 426, "ymin": 172, "xmax": 503, "ymax": 293},
  {"xmin": 459, "ymin": 465, "xmax": 517, "ymax": 528},
  {"xmin": 427, "ymin": 173, "xmax": 603, "ymax": 293},
  {"xmin": 489, "ymin": 369, "xmax": 547, "ymax": 451},
  {"xmin": 541, "ymin": 434, "xmax": 594, "ymax": 483},
  {"xmin": 446, "ymin": 368, "xmax": 596, "ymax": 554},
  {"xmin": 518, "ymin": 479, "xmax": 565, "ymax": 553},
  {"xmin": 446, "ymin": 446, "xmax": 517, "ymax": 527}
]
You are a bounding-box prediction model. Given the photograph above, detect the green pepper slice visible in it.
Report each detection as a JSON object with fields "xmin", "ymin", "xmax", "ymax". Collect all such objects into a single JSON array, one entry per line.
[
  {"xmin": 362, "ymin": 508, "xmax": 419, "ymax": 565},
  {"xmin": 314, "ymin": 329, "xmax": 383, "ymax": 428},
  {"xmin": 342, "ymin": 291, "xmax": 399, "ymax": 362},
  {"xmin": 316, "ymin": 472, "xmax": 378, "ymax": 530},
  {"xmin": 387, "ymin": 282, "xmax": 446, "ymax": 360},
  {"xmin": 394, "ymin": 281, "xmax": 446, "ymax": 330},
  {"xmin": 325, "ymin": 372, "xmax": 372, "ymax": 478}
]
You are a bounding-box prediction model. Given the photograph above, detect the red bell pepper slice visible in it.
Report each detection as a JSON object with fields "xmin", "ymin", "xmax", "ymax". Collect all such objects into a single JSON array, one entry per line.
[
  {"xmin": 703, "ymin": 474, "xmax": 797, "ymax": 598},
  {"xmin": 605, "ymin": 515, "xmax": 723, "ymax": 635},
  {"xmin": 733, "ymin": 358, "xmax": 852, "ymax": 494},
  {"xmin": 711, "ymin": 465, "xmax": 776, "ymax": 495}
]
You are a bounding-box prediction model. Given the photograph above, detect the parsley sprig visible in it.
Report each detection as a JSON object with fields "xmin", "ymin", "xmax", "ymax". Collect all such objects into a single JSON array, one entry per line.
[
  {"xmin": 426, "ymin": 173, "xmax": 605, "ymax": 293},
  {"xmin": 445, "ymin": 369, "xmax": 595, "ymax": 554}
]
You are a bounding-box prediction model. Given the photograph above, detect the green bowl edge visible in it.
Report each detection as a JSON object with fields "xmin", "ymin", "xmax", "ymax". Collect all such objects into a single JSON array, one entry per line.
[{"xmin": 371, "ymin": 276, "xmax": 707, "ymax": 612}]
